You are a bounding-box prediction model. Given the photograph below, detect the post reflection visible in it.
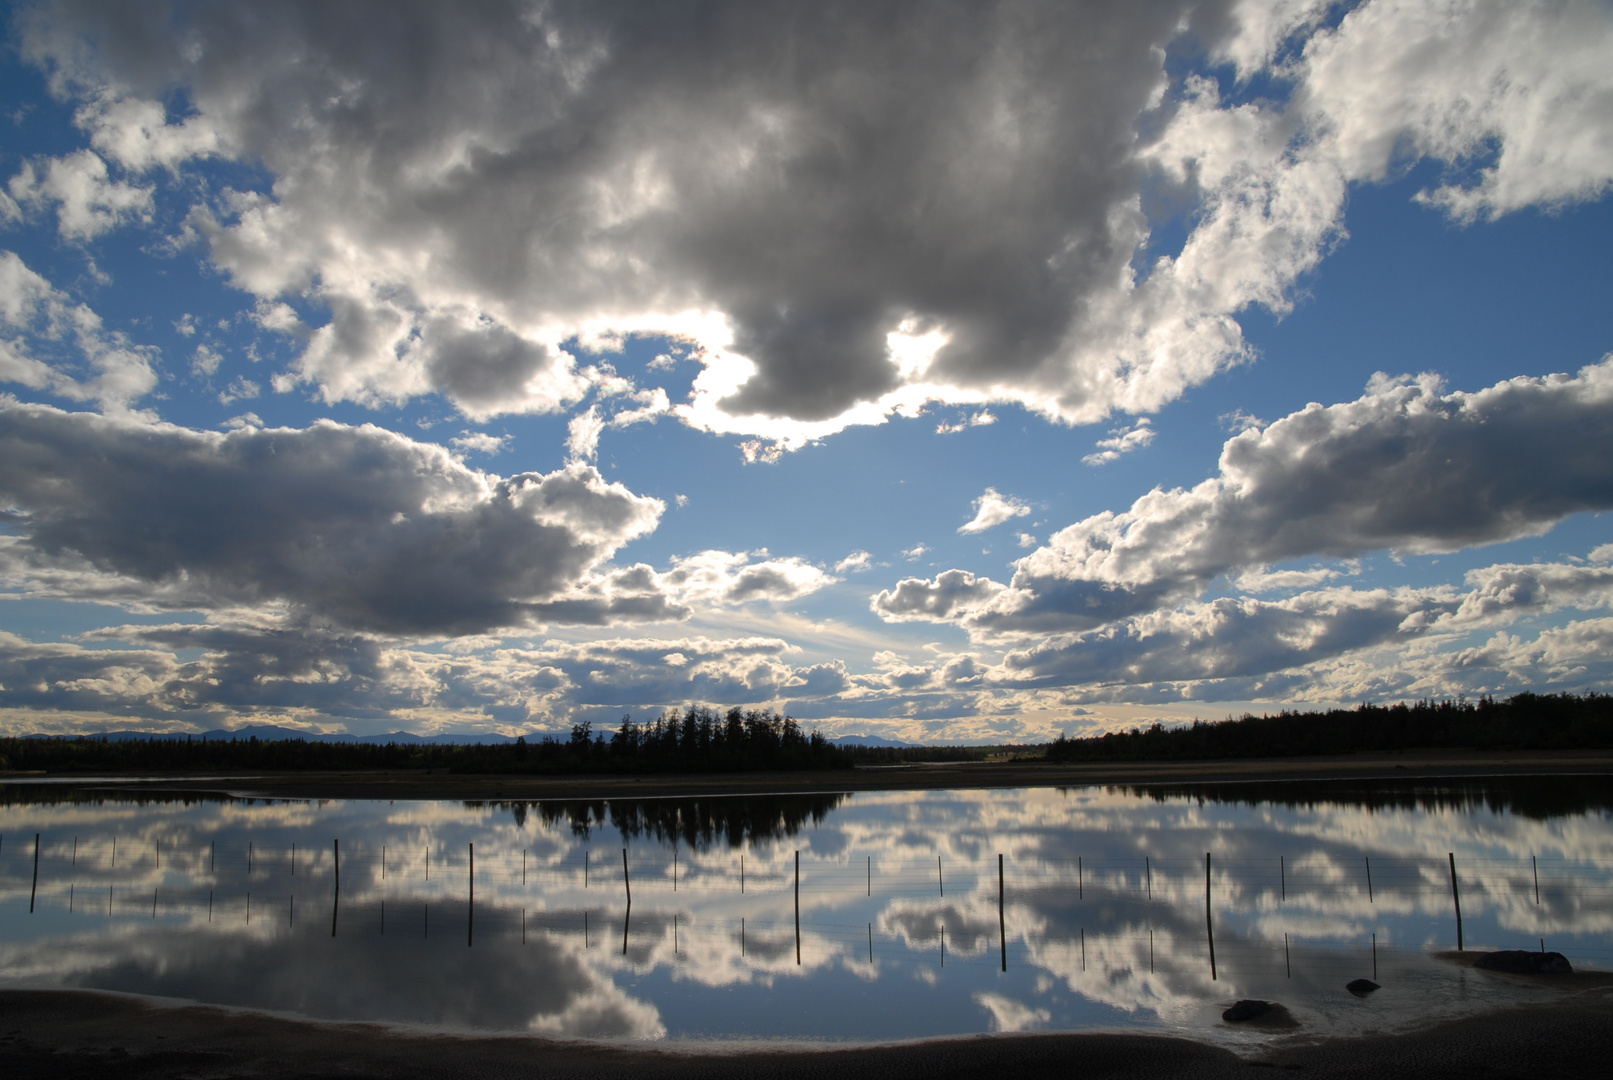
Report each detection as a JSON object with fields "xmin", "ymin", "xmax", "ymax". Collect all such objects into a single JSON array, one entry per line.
[{"xmin": 1, "ymin": 778, "xmax": 1609, "ymax": 1044}]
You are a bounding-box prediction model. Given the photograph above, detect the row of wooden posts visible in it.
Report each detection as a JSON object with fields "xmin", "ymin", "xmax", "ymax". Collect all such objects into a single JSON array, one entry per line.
[{"xmin": 21, "ymin": 831, "xmax": 1485, "ymax": 971}]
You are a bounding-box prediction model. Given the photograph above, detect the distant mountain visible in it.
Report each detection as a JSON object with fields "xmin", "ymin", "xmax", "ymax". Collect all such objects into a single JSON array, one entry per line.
[
  {"xmin": 830, "ymin": 734, "xmax": 919, "ymax": 749},
  {"xmin": 23, "ymin": 724, "xmax": 571, "ymax": 746}
]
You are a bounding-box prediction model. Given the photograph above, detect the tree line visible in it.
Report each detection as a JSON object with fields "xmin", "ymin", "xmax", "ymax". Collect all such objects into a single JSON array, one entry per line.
[
  {"xmin": 1044, "ymin": 692, "xmax": 1613, "ymax": 763},
  {"xmin": 0, "ymin": 706, "xmax": 850, "ymax": 775}
]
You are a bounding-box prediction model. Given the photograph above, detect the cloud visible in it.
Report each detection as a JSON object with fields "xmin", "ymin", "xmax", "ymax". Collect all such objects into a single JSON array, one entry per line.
[
  {"xmin": 1082, "ymin": 417, "xmax": 1154, "ymax": 465},
  {"xmin": 659, "ymin": 550, "xmax": 836, "ymax": 606},
  {"xmin": 0, "ymin": 250, "xmax": 157, "ymax": 410},
  {"xmin": 8, "ymin": 149, "xmax": 153, "ymax": 238},
  {"xmin": 835, "ymin": 551, "xmax": 872, "ymax": 573},
  {"xmin": 450, "ymin": 431, "xmax": 508, "ymax": 457},
  {"xmin": 879, "ymin": 360, "xmax": 1613, "ymax": 636},
  {"xmin": 565, "ymin": 388, "xmax": 671, "ymax": 461},
  {"xmin": 14, "ymin": 2, "xmax": 1610, "ymax": 442},
  {"xmin": 958, "ymin": 488, "xmax": 1032, "ymax": 534},
  {"xmin": 0, "ymin": 402, "xmax": 666, "ymax": 635},
  {"xmin": 935, "ymin": 410, "xmax": 996, "ymax": 434},
  {"xmin": 996, "ymin": 556, "xmax": 1613, "ymax": 699}
]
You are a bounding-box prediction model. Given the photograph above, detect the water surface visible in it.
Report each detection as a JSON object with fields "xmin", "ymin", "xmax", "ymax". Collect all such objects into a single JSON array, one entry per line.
[{"xmin": 2, "ymin": 776, "xmax": 1609, "ymax": 1048}]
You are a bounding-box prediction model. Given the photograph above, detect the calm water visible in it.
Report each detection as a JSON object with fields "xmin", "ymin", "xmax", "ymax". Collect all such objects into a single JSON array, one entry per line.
[{"xmin": 2, "ymin": 776, "xmax": 1610, "ymax": 1048}]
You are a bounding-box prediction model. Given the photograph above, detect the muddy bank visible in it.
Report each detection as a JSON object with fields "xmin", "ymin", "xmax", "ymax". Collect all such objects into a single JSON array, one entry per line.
[{"xmin": 3, "ymin": 987, "xmax": 1612, "ymax": 1079}]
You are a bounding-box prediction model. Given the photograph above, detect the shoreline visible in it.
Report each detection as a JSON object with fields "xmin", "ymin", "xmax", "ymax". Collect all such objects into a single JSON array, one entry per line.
[
  {"xmin": 6, "ymin": 748, "xmax": 1613, "ymax": 801},
  {"xmin": 3, "ymin": 986, "xmax": 1612, "ymax": 1079}
]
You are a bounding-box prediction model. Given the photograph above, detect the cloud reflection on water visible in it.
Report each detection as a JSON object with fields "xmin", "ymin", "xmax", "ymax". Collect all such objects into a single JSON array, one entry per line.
[{"xmin": 1, "ymin": 777, "xmax": 1609, "ymax": 1043}]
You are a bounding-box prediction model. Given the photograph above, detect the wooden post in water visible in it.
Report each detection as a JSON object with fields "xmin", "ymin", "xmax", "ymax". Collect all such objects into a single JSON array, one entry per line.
[
  {"xmin": 1205, "ymin": 852, "xmax": 1217, "ymax": 981},
  {"xmin": 208, "ymin": 890, "xmax": 212, "ymax": 921},
  {"xmin": 155, "ymin": 837, "xmax": 160, "ymax": 870},
  {"xmin": 622, "ymin": 848, "xmax": 631, "ymax": 957},
  {"xmin": 1365, "ymin": 856, "xmax": 1373, "ymax": 903},
  {"xmin": 998, "ymin": 853, "xmax": 1006, "ymax": 973},
  {"xmin": 866, "ymin": 855, "xmax": 870, "ymax": 896},
  {"xmin": 1146, "ymin": 856, "xmax": 1151, "ymax": 899},
  {"xmin": 69, "ymin": 883, "xmax": 74, "ymax": 912},
  {"xmin": 1533, "ymin": 855, "xmax": 1539, "ymax": 904},
  {"xmin": 1150, "ymin": 928, "xmax": 1154, "ymax": 973},
  {"xmin": 937, "ymin": 855, "xmax": 943, "ymax": 897},
  {"xmin": 1078, "ymin": 857, "xmax": 1082, "ymax": 899},
  {"xmin": 523, "ymin": 849, "xmax": 526, "ymax": 885},
  {"xmin": 1448, "ymin": 853, "xmax": 1463, "ymax": 951},
  {"xmin": 331, "ymin": 839, "xmax": 340, "ymax": 938},
  {"xmin": 30, "ymin": 833, "xmax": 39, "ymax": 913},
  {"xmin": 467, "ymin": 843, "xmax": 474, "ymax": 947},
  {"xmin": 794, "ymin": 850, "xmax": 801, "ymax": 966},
  {"xmin": 741, "ymin": 854, "xmax": 745, "ymax": 894},
  {"xmin": 673, "ymin": 843, "xmax": 677, "ymax": 892},
  {"xmin": 868, "ymin": 923, "xmax": 873, "ymax": 964}
]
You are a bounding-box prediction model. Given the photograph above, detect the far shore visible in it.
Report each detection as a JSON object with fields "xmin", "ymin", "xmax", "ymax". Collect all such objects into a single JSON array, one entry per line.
[
  {"xmin": 2, "ymin": 986, "xmax": 1611, "ymax": 1080},
  {"xmin": 4, "ymin": 748, "xmax": 1612, "ymax": 801}
]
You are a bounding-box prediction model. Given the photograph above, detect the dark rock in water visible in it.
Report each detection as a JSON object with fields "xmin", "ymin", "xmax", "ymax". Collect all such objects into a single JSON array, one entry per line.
[
  {"xmin": 1474, "ymin": 950, "xmax": 1572, "ymax": 974},
  {"xmin": 1223, "ymin": 999, "xmax": 1273, "ymax": 1022},
  {"xmin": 1346, "ymin": 978, "xmax": 1380, "ymax": 995}
]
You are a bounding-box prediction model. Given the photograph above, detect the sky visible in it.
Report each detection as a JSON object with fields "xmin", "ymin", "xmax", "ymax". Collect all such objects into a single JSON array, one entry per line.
[{"xmin": 1, "ymin": 0, "xmax": 1612, "ymax": 743}]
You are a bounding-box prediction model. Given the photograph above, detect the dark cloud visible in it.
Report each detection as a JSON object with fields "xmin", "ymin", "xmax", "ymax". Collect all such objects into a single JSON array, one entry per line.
[
  {"xmin": 18, "ymin": 0, "xmax": 1221, "ymax": 425},
  {"xmin": 0, "ymin": 403, "xmax": 663, "ymax": 634}
]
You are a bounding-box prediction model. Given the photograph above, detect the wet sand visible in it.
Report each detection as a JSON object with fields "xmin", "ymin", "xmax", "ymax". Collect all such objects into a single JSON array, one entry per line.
[
  {"xmin": 9, "ymin": 748, "xmax": 1612, "ymax": 801},
  {"xmin": 3, "ymin": 986, "xmax": 1612, "ymax": 1079}
]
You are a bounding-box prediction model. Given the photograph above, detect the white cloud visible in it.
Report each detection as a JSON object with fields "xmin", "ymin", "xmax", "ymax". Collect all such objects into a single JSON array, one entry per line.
[
  {"xmin": 450, "ymin": 431, "xmax": 508, "ymax": 457},
  {"xmin": 7, "ymin": 149, "xmax": 153, "ymax": 239},
  {"xmin": 835, "ymin": 550, "xmax": 872, "ymax": 573},
  {"xmin": 958, "ymin": 488, "xmax": 1032, "ymax": 534},
  {"xmin": 659, "ymin": 550, "xmax": 836, "ymax": 607},
  {"xmin": 936, "ymin": 410, "xmax": 997, "ymax": 434},
  {"xmin": 1082, "ymin": 417, "xmax": 1154, "ymax": 465},
  {"xmin": 879, "ymin": 359, "xmax": 1613, "ymax": 636},
  {"xmin": 0, "ymin": 250, "xmax": 157, "ymax": 410}
]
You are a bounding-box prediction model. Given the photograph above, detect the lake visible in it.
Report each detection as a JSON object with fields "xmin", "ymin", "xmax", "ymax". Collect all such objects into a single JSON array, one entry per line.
[{"xmin": 2, "ymin": 775, "xmax": 1610, "ymax": 1048}]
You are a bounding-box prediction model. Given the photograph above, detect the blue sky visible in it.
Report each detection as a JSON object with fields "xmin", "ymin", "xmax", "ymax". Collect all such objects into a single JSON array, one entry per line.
[{"xmin": 2, "ymin": 0, "xmax": 1612, "ymax": 742}]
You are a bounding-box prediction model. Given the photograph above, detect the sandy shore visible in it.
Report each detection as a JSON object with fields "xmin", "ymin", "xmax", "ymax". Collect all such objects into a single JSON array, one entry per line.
[
  {"xmin": 8, "ymin": 748, "xmax": 1612, "ymax": 801},
  {"xmin": 3, "ymin": 987, "xmax": 1612, "ymax": 1079}
]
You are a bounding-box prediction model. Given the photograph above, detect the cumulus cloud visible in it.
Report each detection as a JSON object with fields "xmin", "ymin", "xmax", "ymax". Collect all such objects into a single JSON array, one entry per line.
[
  {"xmin": 659, "ymin": 550, "xmax": 836, "ymax": 606},
  {"xmin": 9, "ymin": 2, "xmax": 1607, "ymax": 442},
  {"xmin": 0, "ymin": 402, "xmax": 666, "ymax": 635},
  {"xmin": 993, "ymin": 556, "xmax": 1613, "ymax": 700},
  {"xmin": 879, "ymin": 360, "xmax": 1613, "ymax": 635},
  {"xmin": 0, "ymin": 626, "xmax": 847, "ymax": 730},
  {"xmin": 8, "ymin": 149, "xmax": 153, "ymax": 238}
]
